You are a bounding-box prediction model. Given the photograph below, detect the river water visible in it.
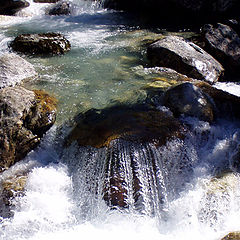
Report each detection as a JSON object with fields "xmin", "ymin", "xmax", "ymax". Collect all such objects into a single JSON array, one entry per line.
[{"xmin": 1, "ymin": 1, "xmax": 240, "ymax": 239}]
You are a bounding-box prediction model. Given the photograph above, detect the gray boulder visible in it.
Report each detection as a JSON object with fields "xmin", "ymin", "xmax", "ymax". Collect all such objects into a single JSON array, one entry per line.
[
  {"xmin": 147, "ymin": 36, "xmax": 224, "ymax": 84},
  {"xmin": 0, "ymin": 0, "xmax": 29, "ymax": 15},
  {"xmin": 0, "ymin": 53, "xmax": 37, "ymax": 89},
  {"xmin": 163, "ymin": 82, "xmax": 215, "ymax": 122},
  {"xmin": 0, "ymin": 87, "xmax": 57, "ymax": 172},
  {"xmin": 10, "ymin": 33, "xmax": 71, "ymax": 56},
  {"xmin": 201, "ymin": 23, "xmax": 240, "ymax": 75}
]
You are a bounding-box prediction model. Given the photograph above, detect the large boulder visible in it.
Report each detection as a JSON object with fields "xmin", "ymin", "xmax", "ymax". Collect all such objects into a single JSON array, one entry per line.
[
  {"xmin": 201, "ymin": 23, "xmax": 240, "ymax": 76},
  {"xmin": 10, "ymin": 33, "xmax": 71, "ymax": 56},
  {"xmin": 0, "ymin": 0, "xmax": 29, "ymax": 15},
  {"xmin": 147, "ymin": 36, "xmax": 224, "ymax": 84},
  {"xmin": 0, "ymin": 87, "xmax": 57, "ymax": 172},
  {"xmin": 0, "ymin": 53, "xmax": 37, "ymax": 89},
  {"xmin": 65, "ymin": 104, "xmax": 186, "ymax": 148},
  {"xmin": 196, "ymin": 81, "xmax": 240, "ymax": 119},
  {"xmin": 163, "ymin": 82, "xmax": 215, "ymax": 122}
]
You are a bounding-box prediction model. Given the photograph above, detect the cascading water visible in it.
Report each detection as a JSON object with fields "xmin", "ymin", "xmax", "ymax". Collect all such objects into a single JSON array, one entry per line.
[{"xmin": 1, "ymin": 1, "xmax": 240, "ymax": 240}]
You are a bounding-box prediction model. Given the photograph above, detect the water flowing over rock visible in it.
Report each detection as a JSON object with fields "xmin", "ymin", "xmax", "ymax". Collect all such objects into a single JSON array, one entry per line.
[
  {"xmin": 163, "ymin": 82, "xmax": 215, "ymax": 122},
  {"xmin": 0, "ymin": 87, "xmax": 57, "ymax": 172},
  {"xmin": 147, "ymin": 36, "xmax": 224, "ymax": 84},
  {"xmin": 65, "ymin": 104, "xmax": 186, "ymax": 149},
  {"xmin": 0, "ymin": 53, "xmax": 37, "ymax": 89},
  {"xmin": 0, "ymin": 0, "xmax": 30, "ymax": 15},
  {"xmin": 10, "ymin": 33, "xmax": 71, "ymax": 56},
  {"xmin": 201, "ymin": 23, "xmax": 240, "ymax": 76},
  {"xmin": 48, "ymin": 1, "xmax": 72, "ymax": 15}
]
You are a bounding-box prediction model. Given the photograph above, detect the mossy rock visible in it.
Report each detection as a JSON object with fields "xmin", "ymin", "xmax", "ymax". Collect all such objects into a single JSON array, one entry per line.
[{"xmin": 65, "ymin": 104, "xmax": 186, "ymax": 148}]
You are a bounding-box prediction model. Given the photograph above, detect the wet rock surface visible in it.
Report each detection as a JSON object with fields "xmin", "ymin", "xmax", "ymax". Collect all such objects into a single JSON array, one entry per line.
[
  {"xmin": 48, "ymin": 1, "xmax": 72, "ymax": 15},
  {"xmin": 65, "ymin": 104, "xmax": 186, "ymax": 149},
  {"xmin": 147, "ymin": 36, "xmax": 224, "ymax": 83},
  {"xmin": 0, "ymin": 0, "xmax": 30, "ymax": 15},
  {"xmin": 0, "ymin": 174, "xmax": 27, "ymax": 218},
  {"xmin": 10, "ymin": 33, "xmax": 71, "ymax": 56},
  {"xmin": 0, "ymin": 53, "xmax": 37, "ymax": 89},
  {"xmin": 0, "ymin": 87, "xmax": 57, "ymax": 172},
  {"xmin": 163, "ymin": 82, "xmax": 215, "ymax": 122},
  {"xmin": 196, "ymin": 82, "xmax": 240, "ymax": 119},
  {"xmin": 201, "ymin": 23, "xmax": 240, "ymax": 76}
]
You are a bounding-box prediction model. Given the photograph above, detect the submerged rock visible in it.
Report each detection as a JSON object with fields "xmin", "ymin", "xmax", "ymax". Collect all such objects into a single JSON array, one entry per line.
[
  {"xmin": 48, "ymin": 1, "xmax": 72, "ymax": 15},
  {"xmin": 65, "ymin": 104, "xmax": 186, "ymax": 149},
  {"xmin": 0, "ymin": 0, "xmax": 29, "ymax": 15},
  {"xmin": 10, "ymin": 33, "xmax": 71, "ymax": 55},
  {"xmin": 0, "ymin": 87, "xmax": 57, "ymax": 172},
  {"xmin": 147, "ymin": 36, "xmax": 224, "ymax": 84},
  {"xmin": 0, "ymin": 53, "xmax": 37, "ymax": 89},
  {"xmin": 221, "ymin": 232, "xmax": 240, "ymax": 240},
  {"xmin": 163, "ymin": 82, "xmax": 215, "ymax": 122},
  {"xmin": 201, "ymin": 23, "xmax": 240, "ymax": 76}
]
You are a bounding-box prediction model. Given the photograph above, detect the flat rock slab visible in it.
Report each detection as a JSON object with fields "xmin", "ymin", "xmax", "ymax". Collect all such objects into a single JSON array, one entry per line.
[
  {"xmin": 0, "ymin": 53, "xmax": 37, "ymax": 89},
  {"xmin": 10, "ymin": 33, "xmax": 71, "ymax": 55},
  {"xmin": 147, "ymin": 36, "xmax": 224, "ymax": 83}
]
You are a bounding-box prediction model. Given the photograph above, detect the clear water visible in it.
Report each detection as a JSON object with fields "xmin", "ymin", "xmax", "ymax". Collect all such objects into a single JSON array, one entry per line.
[{"xmin": 1, "ymin": 1, "xmax": 240, "ymax": 240}]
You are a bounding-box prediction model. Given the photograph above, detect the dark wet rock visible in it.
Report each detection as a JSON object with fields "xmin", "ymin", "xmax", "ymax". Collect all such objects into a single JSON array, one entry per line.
[
  {"xmin": 65, "ymin": 104, "xmax": 186, "ymax": 149},
  {"xmin": 48, "ymin": 1, "xmax": 72, "ymax": 15},
  {"xmin": 147, "ymin": 36, "xmax": 224, "ymax": 84},
  {"xmin": 0, "ymin": 87, "xmax": 57, "ymax": 172},
  {"xmin": 34, "ymin": 0, "xmax": 59, "ymax": 2},
  {"xmin": 0, "ymin": 53, "xmax": 37, "ymax": 89},
  {"xmin": 0, "ymin": 0, "xmax": 29, "ymax": 15},
  {"xmin": 10, "ymin": 33, "xmax": 71, "ymax": 56},
  {"xmin": 0, "ymin": 174, "xmax": 27, "ymax": 218},
  {"xmin": 163, "ymin": 82, "xmax": 215, "ymax": 122},
  {"xmin": 221, "ymin": 232, "xmax": 240, "ymax": 240},
  {"xmin": 201, "ymin": 23, "xmax": 240, "ymax": 76},
  {"xmin": 196, "ymin": 81, "xmax": 240, "ymax": 119}
]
